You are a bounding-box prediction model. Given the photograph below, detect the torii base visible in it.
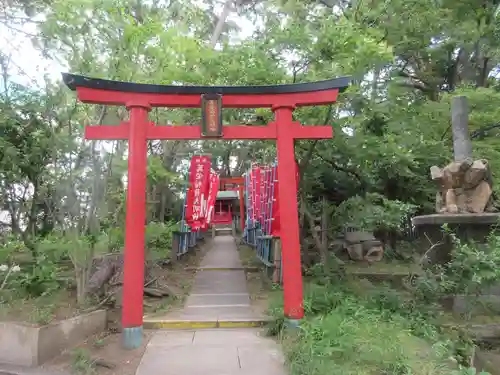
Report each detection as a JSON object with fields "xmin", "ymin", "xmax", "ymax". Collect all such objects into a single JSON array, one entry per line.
[{"xmin": 123, "ymin": 326, "xmax": 144, "ymax": 349}]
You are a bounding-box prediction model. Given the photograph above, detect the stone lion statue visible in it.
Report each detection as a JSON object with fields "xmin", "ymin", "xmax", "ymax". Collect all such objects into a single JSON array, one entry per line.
[{"xmin": 430, "ymin": 158, "xmax": 496, "ymax": 214}]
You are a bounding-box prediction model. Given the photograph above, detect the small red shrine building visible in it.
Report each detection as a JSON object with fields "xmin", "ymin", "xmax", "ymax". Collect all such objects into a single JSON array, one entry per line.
[
  {"xmin": 213, "ymin": 190, "xmax": 239, "ymax": 226},
  {"xmin": 212, "ymin": 176, "xmax": 245, "ymax": 231}
]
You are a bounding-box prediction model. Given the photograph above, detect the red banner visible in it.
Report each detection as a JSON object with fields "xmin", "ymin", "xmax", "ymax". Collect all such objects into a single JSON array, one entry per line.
[
  {"xmin": 271, "ymin": 162, "xmax": 300, "ymax": 236},
  {"xmin": 246, "ymin": 161, "xmax": 299, "ymax": 236},
  {"xmin": 185, "ymin": 156, "xmax": 211, "ymax": 230},
  {"xmin": 252, "ymin": 165, "xmax": 261, "ymax": 221},
  {"xmin": 204, "ymin": 170, "xmax": 219, "ymax": 229}
]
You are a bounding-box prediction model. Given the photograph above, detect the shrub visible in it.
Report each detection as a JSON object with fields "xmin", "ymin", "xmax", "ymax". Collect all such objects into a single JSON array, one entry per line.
[
  {"xmin": 333, "ymin": 193, "xmax": 416, "ymax": 233},
  {"xmin": 145, "ymin": 221, "xmax": 176, "ymax": 261}
]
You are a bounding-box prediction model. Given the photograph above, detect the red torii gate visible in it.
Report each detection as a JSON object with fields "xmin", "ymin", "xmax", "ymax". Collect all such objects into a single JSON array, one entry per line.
[
  {"xmin": 219, "ymin": 176, "xmax": 245, "ymax": 231},
  {"xmin": 63, "ymin": 73, "xmax": 349, "ymax": 348}
]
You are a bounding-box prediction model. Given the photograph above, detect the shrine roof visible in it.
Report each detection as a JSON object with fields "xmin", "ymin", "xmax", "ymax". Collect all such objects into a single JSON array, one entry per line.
[
  {"xmin": 216, "ymin": 191, "xmax": 239, "ymax": 200},
  {"xmin": 62, "ymin": 73, "xmax": 350, "ymax": 95}
]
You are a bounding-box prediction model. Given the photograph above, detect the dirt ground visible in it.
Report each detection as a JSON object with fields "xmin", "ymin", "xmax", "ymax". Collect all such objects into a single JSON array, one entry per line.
[
  {"xmin": 239, "ymin": 244, "xmax": 277, "ymax": 315},
  {"xmin": 142, "ymin": 243, "xmax": 208, "ymax": 318},
  {"xmin": 42, "ymin": 331, "xmax": 154, "ymax": 375},
  {"xmin": 246, "ymin": 268, "xmax": 278, "ymax": 315}
]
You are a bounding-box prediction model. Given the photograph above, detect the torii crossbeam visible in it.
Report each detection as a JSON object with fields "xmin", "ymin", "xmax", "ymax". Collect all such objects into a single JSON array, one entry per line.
[{"xmin": 63, "ymin": 73, "xmax": 349, "ymax": 349}]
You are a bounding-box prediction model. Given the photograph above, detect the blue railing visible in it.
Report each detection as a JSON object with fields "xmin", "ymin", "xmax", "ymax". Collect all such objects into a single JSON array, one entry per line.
[
  {"xmin": 243, "ymin": 164, "xmax": 281, "ymax": 278},
  {"xmin": 172, "ymin": 171, "xmax": 204, "ymax": 260},
  {"xmin": 172, "ymin": 228, "xmax": 204, "ymax": 259}
]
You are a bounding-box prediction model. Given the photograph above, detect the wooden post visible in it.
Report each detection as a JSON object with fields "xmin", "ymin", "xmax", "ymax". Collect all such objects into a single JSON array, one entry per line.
[
  {"xmin": 272, "ymin": 237, "xmax": 282, "ymax": 284},
  {"xmin": 171, "ymin": 231, "xmax": 180, "ymax": 263}
]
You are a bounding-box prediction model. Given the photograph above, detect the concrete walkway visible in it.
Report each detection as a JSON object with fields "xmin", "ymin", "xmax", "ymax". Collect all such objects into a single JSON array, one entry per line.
[
  {"xmin": 144, "ymin": 235, "xmax": 265, "ymax": 326},
  {"xmin": 136, "ymin": 329, "xmax": 286, "ymax": 375},
  {"xmin": 137, "ymin": 235, "xmax": 287, "ymax": 375}
]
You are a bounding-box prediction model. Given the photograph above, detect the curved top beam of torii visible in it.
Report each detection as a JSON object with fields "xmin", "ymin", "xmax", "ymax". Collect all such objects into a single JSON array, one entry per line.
[
  {"xmin": 62, "ymin": 73, "xmax": 350, "ymax": 96},
  {"xmin": 62, "ymin": 73, "xmax": 349, "ymax": 108}
]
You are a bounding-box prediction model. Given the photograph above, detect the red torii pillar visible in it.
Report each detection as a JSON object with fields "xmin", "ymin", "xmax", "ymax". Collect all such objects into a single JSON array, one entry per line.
[{"xmin": 63, "ymin": 73, "xmax": 349, "ymax": 348}]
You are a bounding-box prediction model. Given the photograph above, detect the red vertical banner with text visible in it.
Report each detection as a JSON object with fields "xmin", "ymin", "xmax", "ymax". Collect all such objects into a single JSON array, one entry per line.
[
  {"xmin": 205, "ymin": 171, "xmax": 220, "ymax": 228},
  {"xmin": 271, "ymin": 161, "xmax": 300, "ymax": 237},
  {"xmin": 252, "ymin": 165, "xmax": 261, "ymax": 223},
  {"xmin": 199, "ymin": 157, "xmax": 212, "ymax": 229},
  {"xmin": 185, "ymin": 156, "xmax": 211, "ymax": 230},
  {"xmin": 249, "ymin": 167, "xmax": 256, "ymax": 221}
]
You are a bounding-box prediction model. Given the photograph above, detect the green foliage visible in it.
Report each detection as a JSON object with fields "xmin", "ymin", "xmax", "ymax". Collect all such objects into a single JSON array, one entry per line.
[
  {"xmin": 0, "ymin": 237, "xmax": 29, "ymax": 265},
  {"xmin": 145, "ymin": 221, "xmax": 176, "ymax": 261},
  {"xmin": 411, "ymin": 229, "xmax": 500, "ymax": 315},
  {"xmin": 268, "ymin": 281, "xmax": 459, "ymax": 375},
  {"xmin": 0, "ymin": 257, "xmax": 61, "ymax": 298},
  {"xmin": 107, "ymin": 227, "xmax": 125, "ymax": 252},
  {"xmin": 36, "ymin": 234, "xmax": 72, "ymax": 262},
  {"xmin": 16, "ymin": 255, "xmax": 61, "ymax": 297},
  {"xmin": 147, "ymin": 156, "xmax": 180, "ymax": 184},
  {"xmin": 0, "ymin": 235, "xmax": 69, "ymax": 298},
  {"xmin": 445, "ymin": 232, "xmax": 500, "ymax": 296},
  {"xmin": 333, "ymin": 193, "xmax": 416, "ymax": 233},
  {"xmin": 71, "ymin": 348, "xmax": 96, "ymax": 375},
  {"xmin": 267, "ymin": 229, "xmax": 500, "ymax": 375}
]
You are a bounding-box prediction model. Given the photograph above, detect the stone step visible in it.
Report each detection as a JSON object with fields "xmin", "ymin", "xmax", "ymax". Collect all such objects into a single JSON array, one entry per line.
[
  {"xmin": 215, "ymin": 229, "xmax": 233, "ymax": 236},
  {"xmin": 143, "ymin": 318, "xmax": 269, "ymax": 330}
]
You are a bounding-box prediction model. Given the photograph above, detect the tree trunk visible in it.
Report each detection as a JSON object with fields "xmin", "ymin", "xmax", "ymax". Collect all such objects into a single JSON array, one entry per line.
[
  {"xmin": 299, "ymin": 198, "xmax": 310, "ymax": 266},
  {"xmin": 321, "ymin": 195, "xmax": 328, "ymax": 251},
  {"xmin": 302, "ymin": 197, "xmax": 329, "ymax": 265},
  {"xmin": 210, "ymin": 0, "xmax": 234, "ymax": 47}
]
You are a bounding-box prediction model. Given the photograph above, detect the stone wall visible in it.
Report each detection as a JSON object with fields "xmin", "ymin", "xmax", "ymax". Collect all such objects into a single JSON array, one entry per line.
[{"xmin": 0, "ymin": 310, "xmax": 107, "ymax": 367}]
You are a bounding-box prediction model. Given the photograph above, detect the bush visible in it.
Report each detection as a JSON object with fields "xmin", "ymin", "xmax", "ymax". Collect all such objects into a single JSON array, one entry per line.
[
  {"xmin": 270, "ymin": 282, "xmax": 455, "ymax": 375},
  {"xmin": 145, "ymin": 221, "xmax": 176, "ymax": 261},
  {"xmin": 267, "ymin": 278, "xmax": 490, "ymax": 375},
  {"xmin": 17, "ymin": 254, "xmax": 61, "ymax": 297},
  {"xmin": 0, "ymin": 236, "xmax": 30, "ymax": 265},
  {"xmin": 333, "ymin": 193, "xmax": 416, "ymax": 233},
  {"xmin": 444, "ymin": 232, "xmax": 500, "ymax": 298},
  {"xmin": 0, "ymin": 234, "xmax": 68, "ymax": 298},
  {"xmin": 107, "ymin": 227, "xmax": 125, "ymax": 252}
]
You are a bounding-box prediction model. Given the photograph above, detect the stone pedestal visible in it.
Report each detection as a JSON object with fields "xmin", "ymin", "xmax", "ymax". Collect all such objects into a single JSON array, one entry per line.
[
  {"xmin": 412, "ymin": 213, "xmax": 500, "ymax": 314},
  {"xmin": 412, "ymin": 213, "xmax": 500, "ymax": 262}
]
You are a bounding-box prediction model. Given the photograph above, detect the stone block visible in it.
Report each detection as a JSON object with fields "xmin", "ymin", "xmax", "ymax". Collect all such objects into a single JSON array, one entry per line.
[
  {"xmin": 0, "ymin": 310, "xmax": 107, "ymax": 367},
  {"xmin": 430, "ymin": 166, "xmax": 443, "ymax": 180}
]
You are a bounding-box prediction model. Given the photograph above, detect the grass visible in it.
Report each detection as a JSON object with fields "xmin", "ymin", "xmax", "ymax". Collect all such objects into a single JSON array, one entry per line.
[
  {"xmin": 239, "ymin": 244, "xmax": 262, "ymax": 268},
  {"xmin": 0, "ymin": 289, "xmax": 83, "ymax": 325},
  {"xmin": 71, "ymin": 348, "xmax": 96, "ymax": 375},
  {"xmin": 237, "ymin": 242, "xmax": 282, "ymax": 314},
  {"xmin": 266, "ymin": 276, "xmax": 479, "ymax": 375},
  {"xmin": 344, "ymin": 261, "xmax": 423, "ymax": 275},
  {"xmin": 282, "ymin": 312, "xmax": 453, "ymax": 375}
]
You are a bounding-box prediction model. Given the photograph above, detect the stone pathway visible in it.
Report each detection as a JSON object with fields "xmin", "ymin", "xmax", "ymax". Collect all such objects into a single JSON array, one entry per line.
[
  {"xmin": 144, "ymin": 235, "xmax": 265, "ymax": 325},
  {"xmin": 136, "ymin": 235, "xmax": 287, "ymax": 375},
  {"xmin": 135, "ymin": 329, "xmax": 286, "ymax": 375}
]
